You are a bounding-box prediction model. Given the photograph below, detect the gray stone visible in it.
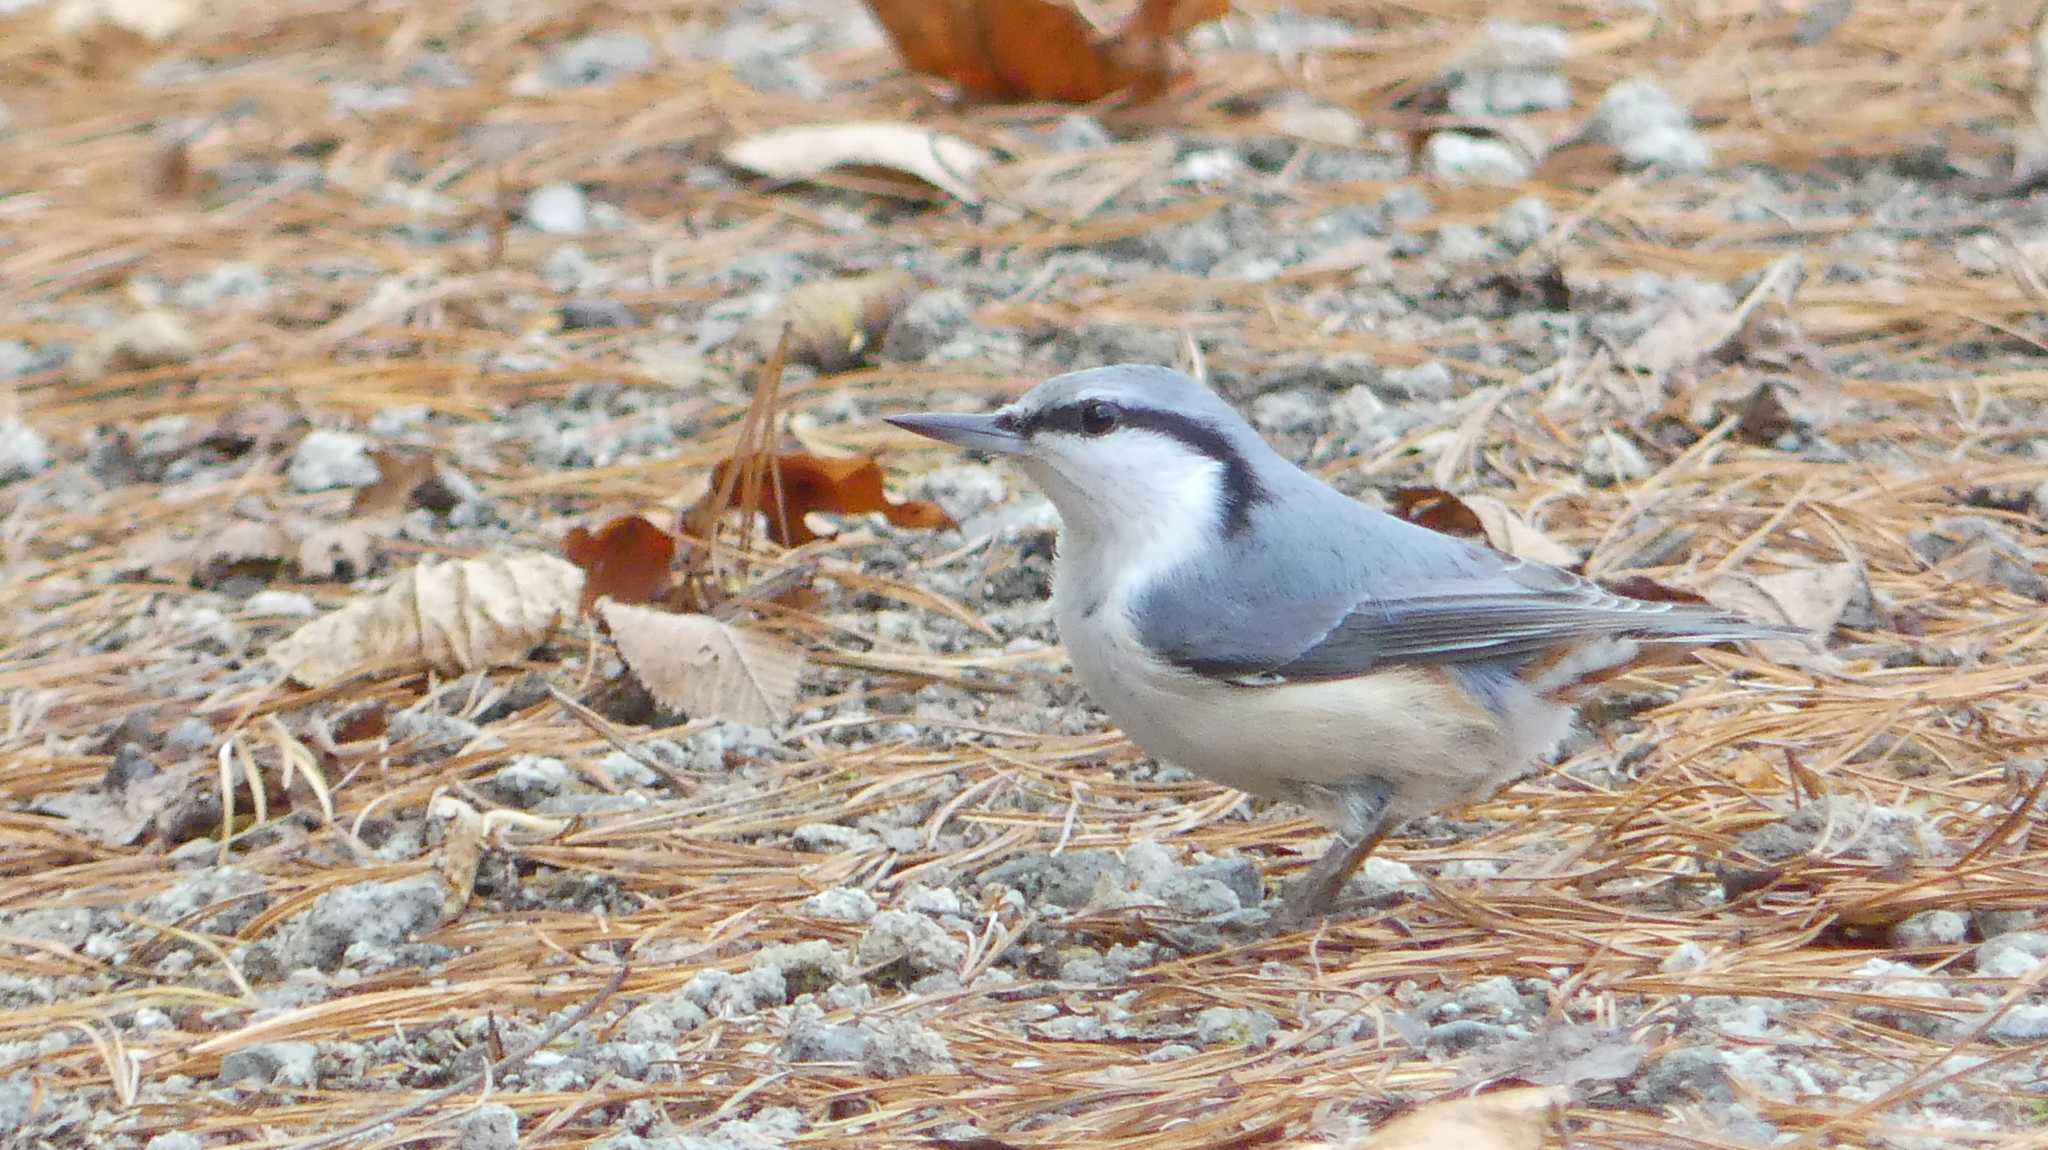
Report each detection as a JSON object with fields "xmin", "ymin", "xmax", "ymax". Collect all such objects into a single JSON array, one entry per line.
[
  {"xmin": 1378, "ymin": 361, "xmax": 1457, "ymax": 401},
  {"xmin": 882, "ymin": 289, "xmax": 972, "ymax": 362},
  {"xmin": 858, "ymin": 911, "xmax": 964, "ymax": 979},
  {"xmin": 146, "ymin": 1135, "xmax": 203, "ymax": 1150},
  {"xmin": 1975, "ymin": 932, "xmax": 2048, "ymax": 979},
  {"xmin": 1892, "ymin": 909, "xmax": 1971, "ymax": 949},
  {"xmin": 1497, "ymin": 196, "xmax": 1553, "ymax": 250},
  {"xmin": 1588, "ymin": 79, "xmax": 1713, "ymax": 173},
  {"xmin": 543, "ymin": 32, "xmax": 654, "ymax": 87},
  {"xmin": 983, "ymin": 850, "xmax": 1127, "ymax": 909},
  {"xmin": 457, "ymin": 1103, "xmax": 518, "ymax": 1150},
  {"xmin": 487, "ymin": 756, "xmax": 574, "ymax": 808},
  {"xmin": 1195, "ymin": 1006, "xmax": 1278, "ymax": 1047},
  {"xmin": 783, "ymin": 1017, "xmax": 869, "ymax": 1063},
  {"xmin": 244, "ymin": 590, "xmax": 315, "ymax": 618},
  {"xmin": 0, "ymin": 1075, "xmax": 31, "ymax": 1136},
  {"xmin": 217, "ymin": 1041, "xmax": 318, "ymax": 1088},
  {"xmin": 525, "ymin": 183, "xmax": 589, "ymax": 235},
  {"xmin": 1048, "ymin": 114, "xmax": 1113, "ymax": 152},
  {"xmin": 1989, "ymin": 1003, "xmax": 2048, "ymax": 1042},
  {"xmin": 0, "ymin": 420, "xmax": 50, "ymax": 482},
  {"xmin": 799, "ymin": 887, "xmax": 878, "ymax": 922},
  {"xmin": 281, "ymin": 875, "xmax": 447, "ymax": 972},
  {"xmin": 560, "ymin": 298, "xmax": 640, "ymax": 330},
  {"xmin": 859, "ymin": 1017, "xmax": 952, "ymax": 1078},
  {"xmin": 622, "ymin": 993, "xmax": 710, "ymax": 1044},
  {"xmin": 1423, "ymin": 133, "xmax": 1531, "ymax": 185},
  {"xmin": 164, "ymin": 716, "xmax": 215, "ymax": 753},
  {"xmin": 287, "ymin": 430, "xmax": 378, "ymax": 492}
]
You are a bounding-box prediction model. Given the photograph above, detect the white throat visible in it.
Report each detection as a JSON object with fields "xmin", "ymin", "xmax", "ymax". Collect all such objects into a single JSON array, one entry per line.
[{"xmin": 1023, "ymin": 433, "xmax": 1225, "ymax": 620}]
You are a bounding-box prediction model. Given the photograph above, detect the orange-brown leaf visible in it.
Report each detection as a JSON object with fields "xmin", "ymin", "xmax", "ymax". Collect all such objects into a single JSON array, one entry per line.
[
  {"xmin": 1390, "ymin": 486, "xmax": 1486, "ymax": 538},
  {"xmin": 564, "ymin": 515, "xmax": 677, "ymax": 612},
  {"xmin": 1128, "ymin": 0, "xmax": 1230, "ymax": 39},
  {"xmin": 701, "ymin": 453, "xmax": 956, "ymax": 547},
  {"xmin": 862, "ymin": 0, "xmax": 1224, "ymax": 104},
  {"xmin": 349, "ymin": 448, "xmax": 438, "ymax": 518}
]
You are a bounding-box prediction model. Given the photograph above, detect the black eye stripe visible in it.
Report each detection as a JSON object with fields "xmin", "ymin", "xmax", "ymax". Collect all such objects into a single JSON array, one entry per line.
[{"xmin": 1012, "ymin": 399, "xmax": 1269, "ymax": 536}]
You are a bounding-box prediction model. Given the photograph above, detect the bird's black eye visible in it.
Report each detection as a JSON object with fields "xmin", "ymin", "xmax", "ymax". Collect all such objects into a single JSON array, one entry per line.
[{"xmin": 1079, "ymin": 400, "xmax": 1120, "ymax": 436}]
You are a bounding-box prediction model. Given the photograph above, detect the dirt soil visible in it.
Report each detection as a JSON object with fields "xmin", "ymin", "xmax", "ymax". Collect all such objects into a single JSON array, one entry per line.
[{"xmin": 3, "ymin": 2, "xmax": 2048, "ymax": 1149}]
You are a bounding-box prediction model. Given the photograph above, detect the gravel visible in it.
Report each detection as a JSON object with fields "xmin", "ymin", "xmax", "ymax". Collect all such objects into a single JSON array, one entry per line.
[{"xmin": 287, "ymin": 430, "xmax": 380, "ymax": 492}]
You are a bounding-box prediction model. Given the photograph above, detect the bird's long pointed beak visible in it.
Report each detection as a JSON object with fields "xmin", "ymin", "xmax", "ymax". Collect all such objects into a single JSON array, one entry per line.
[{"xmin": 884, "ymin": 411, "xmax": 1027, "ymax": 456}]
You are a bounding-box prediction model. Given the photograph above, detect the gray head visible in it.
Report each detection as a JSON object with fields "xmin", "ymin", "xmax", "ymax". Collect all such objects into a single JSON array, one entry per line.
[{"xmin": 887, "ymin": 365, "xmax": 1283, "ymax": 544}]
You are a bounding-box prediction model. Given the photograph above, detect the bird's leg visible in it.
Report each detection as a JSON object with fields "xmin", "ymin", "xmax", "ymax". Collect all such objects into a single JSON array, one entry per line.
[{"xmin": 1278, "ymin": 779, "xmax": 1393, "ymax": 929}]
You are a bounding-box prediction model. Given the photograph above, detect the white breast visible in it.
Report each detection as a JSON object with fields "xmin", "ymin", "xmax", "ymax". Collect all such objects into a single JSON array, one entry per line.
[{"xmin": 1053, "ymin": 559, "xmax": 1567, "ymax": 829}]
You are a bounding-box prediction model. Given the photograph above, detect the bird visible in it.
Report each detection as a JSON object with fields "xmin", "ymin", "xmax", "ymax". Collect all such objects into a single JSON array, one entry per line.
[{"xmin": 886, "ymin": 364, "xmax": 1804, "ymax": 929}]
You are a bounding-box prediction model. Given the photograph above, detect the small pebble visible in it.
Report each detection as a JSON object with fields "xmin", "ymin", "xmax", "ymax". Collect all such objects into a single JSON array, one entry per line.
[
  {"xmin": 243, "ymin": 591, "xmax": 316, "ymax": 618},
  {"xmin": 0, "ymin": 420, "xmax": 51, "ymax": 482},
  {"xmin": 525, "ymin": 183, "xmax": 590, "ymax": 235},
  {"xmin": 1424, "ymin": 133, "xmax": 1531, "ymax": 185},
  {"xmin": 456, "ymin": 1104, "xmax": 519, "ymax": 1150},
  {"xmin": 287, "ymin": 430, "xmax": 379, "ymax": 492}
]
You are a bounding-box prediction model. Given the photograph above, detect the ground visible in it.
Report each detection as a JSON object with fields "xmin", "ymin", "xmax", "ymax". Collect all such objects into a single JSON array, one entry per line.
[{"xmin": 3, "ymin": 1, "xmax": 2048, "ymax": 1149}]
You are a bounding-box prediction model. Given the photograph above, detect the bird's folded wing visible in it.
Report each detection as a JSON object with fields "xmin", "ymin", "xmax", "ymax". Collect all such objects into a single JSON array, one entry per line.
[{"xmin": 1159, "ymin": 558, "xmax": 1799, "ymax": 682}]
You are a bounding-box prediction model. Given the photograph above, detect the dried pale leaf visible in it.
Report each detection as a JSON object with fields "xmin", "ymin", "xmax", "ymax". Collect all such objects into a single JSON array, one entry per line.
[
  {"xmin": 68, "ymin": 311, "xmax": 198, "ymax": 381},
  {"xmin": 52, "ymin": 0, "xmax": 195, "ymax": 41},
  {"xmin": 2020, "ymin": 3, "xmax": 2048, "ymax": 181},
  {"xmin": 428, "ymin": 793, "xmax": 488, "ymax": 915},
  {"xmin": 267, "ymin": 552, "xmax": 583, "ymax": 687},
  {"xmin": 1709, "ymin": 562, "xmax": 1866, "ymax": 637},
  {"xmin": 741, "ymin": 272, "xmax": 920, "ymax": 373},
  {"xmin": 294, "ymin": 520, "xmax": 382, "ymax": 582},
  {"xmin": 724, "ymin": 122, "xmax": 991, "ymax": 204},
  {"xmin": 1393, "ymin": 486, "xmax": 1577, "ymax": 567},
  {"xmin": 34, "ymin": 767, "xmax": 197, "ymax": 847},
  {"xmin": 1355, "ymin": 1086, "xmax": 1566, "ymax": 1150},
  {"xmin": 600, "ymin": 601, "xmax": 804, "ymax": 727},
  {"xmin": 1463, "ymin": 494, "xmax": 1581, "ymax": 568}
]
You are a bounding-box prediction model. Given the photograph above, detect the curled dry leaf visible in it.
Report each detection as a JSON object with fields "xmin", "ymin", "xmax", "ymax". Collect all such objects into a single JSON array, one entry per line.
[
  {"xmin": 564, "ymin": 514, "xmax": 677, "ymax": 612},
  {"xmin": 724, "ymin": 122, "xmax": 992, "ymax": 204},
  {"xmin": 863, "ymin": 0, "xmax": 1228, "ymax": 104},
  {"xmin": 268, "ymin": 552, "xmax": 583, "ymax": 687},
  {"xmin": 740, "ymin": 271, "xmax": 919, "ymax": 373},
  {"xmin": 599, "ymin": 600, "xmax": 804, "ymax": 727},
  {"xmin": 1354, "ymin": 1085, "xmax": 1566, "ymax": 1150},
  {"xmin": 691, "ymin": 452, "xmax": 955, "ymax": 547},
  {"xmin": 428, "ymin": 794, "xmax": 571, "ymax": 915},
  {"xmin": 1391, "ymin": 486, "xmax": 1580, "ymax": 568}
]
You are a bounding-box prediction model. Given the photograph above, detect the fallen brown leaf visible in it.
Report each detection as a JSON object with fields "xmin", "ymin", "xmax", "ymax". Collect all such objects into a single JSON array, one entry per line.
[
  {"xmin": 1391, "ymin": 486, "xmax": 1580, "ymax": 568},
  {"xmin": 1353, "ymin": 1085, "xmax": 1565, "ymax": 1150},
  {"xmin": 693, "ymin": 452, "xmax": 955, "ymax": 547},
  {"xmin": 723, "ymin": 122, "xmax": 992, "ymax": 204},
  {"xmin": 599, "ymin": 601, "xmax": 805, "ymax": 727},
  {"xmin": 564, "ymin": 514, "xmax": 677, "ymax": 612},
  {"xmin": 349, "ymin": 448, "xmax": 439, "ymax": 518},
  {"xmin": 863, "ymin": 0, "xmax": 1226, "ymax": 104},
  {"xmin": 267, "ymin": 552, "xmax": 583, "ymax": 687},
  {"xmin": 741, "ymin": 271, "xmax": 919, "ymax": 372}
]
